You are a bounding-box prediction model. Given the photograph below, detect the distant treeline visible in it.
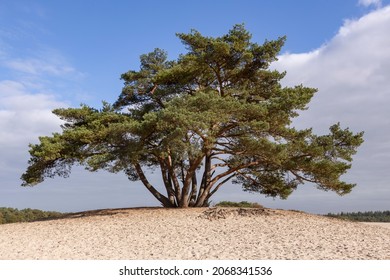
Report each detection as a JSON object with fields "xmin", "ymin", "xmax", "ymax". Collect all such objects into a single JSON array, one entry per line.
[
  {"xmin": 0, "ymin": 207, "xmax": 65, "ymax": 224},
  {"xmin": 326, "ymin": 211, "xmax": 390, "ymax": 222}
]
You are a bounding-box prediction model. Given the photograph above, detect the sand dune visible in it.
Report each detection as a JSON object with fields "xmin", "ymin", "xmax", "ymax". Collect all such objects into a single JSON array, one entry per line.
[
  {"xmin": 0, "ymin": 207, "xmax": 389, "ymax": 260},
  {"xmin": 361, "ymin": 222, "xmax": 390, "ymax": 229}
]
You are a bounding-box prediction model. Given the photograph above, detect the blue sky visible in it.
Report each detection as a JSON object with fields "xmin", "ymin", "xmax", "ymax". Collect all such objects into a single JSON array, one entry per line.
[
  {"xmin": 1, "ymin": 0, "xmax": 389, "ymax": 214},
  {"xmin": 0, "ymin": 0, "xmax": 381, "ymax": 106}
]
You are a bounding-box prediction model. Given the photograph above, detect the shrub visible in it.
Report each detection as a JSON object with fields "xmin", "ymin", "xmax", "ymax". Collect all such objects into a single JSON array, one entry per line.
[{"xmin": 0, "ymin": 207, "xmax": 64, "ymax": 224}]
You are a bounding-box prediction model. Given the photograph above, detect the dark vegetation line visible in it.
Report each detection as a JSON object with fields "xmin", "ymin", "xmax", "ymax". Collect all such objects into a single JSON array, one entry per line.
[
  {"xmin": 0, "ymin": 202, "xmax": 260, "ymax": 224},
  {"xmin": 0, "ymin": 207, "xmax": 65, "ymax": 224},
  {"xmin": 325, "ymin": 211, "xmax": 390, "ymax": 222},
  {"xmin": 1, "ymin": 205, "xmax": 389, "ymax": 224}
]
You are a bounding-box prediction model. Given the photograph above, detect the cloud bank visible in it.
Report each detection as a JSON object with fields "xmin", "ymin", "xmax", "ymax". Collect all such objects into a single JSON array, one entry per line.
[
  {"xmin": 268, "ymin": 5, "xmax": 390, "ymax": 212},
  {"xmin": 358, "ymin": 0, "xmax": 382, "ymax": 8}
]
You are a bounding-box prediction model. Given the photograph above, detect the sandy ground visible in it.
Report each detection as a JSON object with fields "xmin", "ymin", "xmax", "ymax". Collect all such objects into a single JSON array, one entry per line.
[
  {"xmin": 361, "ymin": 222, "xmax": 390, "ymax": 229},
  {"xmin": 0, "ymin": 207, "xmax": 389, "ymax": 260}
]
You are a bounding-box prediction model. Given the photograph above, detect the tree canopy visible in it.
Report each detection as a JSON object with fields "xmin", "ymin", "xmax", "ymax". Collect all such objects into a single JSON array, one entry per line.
[{"xmin": 21, "ymin": 24, "xmax": 364, "ymax": 207}]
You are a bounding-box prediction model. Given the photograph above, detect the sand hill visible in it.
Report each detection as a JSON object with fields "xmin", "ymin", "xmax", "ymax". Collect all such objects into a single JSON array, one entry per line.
[{"xmin": 0, "ymin": 207, "xmax": 389, "ymax": 260}]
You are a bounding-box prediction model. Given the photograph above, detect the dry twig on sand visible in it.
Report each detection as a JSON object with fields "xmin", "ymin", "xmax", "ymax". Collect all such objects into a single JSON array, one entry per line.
[{"xmin": 199, "ymin": 207, "xmax": 268, "ymax": 221}]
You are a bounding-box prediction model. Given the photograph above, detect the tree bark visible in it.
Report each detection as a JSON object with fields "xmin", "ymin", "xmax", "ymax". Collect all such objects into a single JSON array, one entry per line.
[
  {"xmin": 134, "ymin": 163, "xmax": 174, "ymax": 207},
  {"xmin": 158, "ymin": 159, "xmax": 176, "ymax": 206},
  {"xmin": 189, "ymin": 173, "xmax": 198, "ymax": 206},
  {"xmin": 167, "ymin": 151, "xmax": 182, "ymax": 202},
  {"xmin": 180, "ymin": 155, "xmax": 204, "ymax": 207}
]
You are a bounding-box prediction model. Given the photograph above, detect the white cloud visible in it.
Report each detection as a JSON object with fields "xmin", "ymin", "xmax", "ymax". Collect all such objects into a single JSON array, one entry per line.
[
  {"xmin": 0, "ymin": 79, "xmax": 139, "ymax": 213},
  {"xmin": 0, "ymin": 34, "xmax": 76, "ymax": 172},
  {"xmin": 274, "ymin": 6, "xmax": 390, "ymax": 127},
  {"xmin": 271, "ymin": 5, "xmax": 390, "ymax": 211},
  {"xmin": 0, "ymin": 79, "xmax": 67, "ymax": 209},
  {"xmin": 0, "ymin": 49, "xmax": 85, "ymax": 157},
  {"xmin": 5, "ymin": 57, "xmax": 75, "ymax": 76},
  {"xmin": 358, "ymin": 0, "xmax": 382, "ymax": 8},
  {"xmin": 0, "ymin": 80, "xmax": 66, "ymax": 149},
  {"xmin": 1, "ymin": 47, "xmax": 84, "ymax": 80}
]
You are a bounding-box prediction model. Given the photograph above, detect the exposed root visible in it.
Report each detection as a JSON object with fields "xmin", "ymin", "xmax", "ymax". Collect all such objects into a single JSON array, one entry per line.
[{"xmin": 199, "ymin": 207, "xmax": 268, "ymax": 221}]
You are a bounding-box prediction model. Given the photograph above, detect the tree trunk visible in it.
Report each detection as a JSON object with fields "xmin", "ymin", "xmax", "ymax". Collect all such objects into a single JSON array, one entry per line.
[{"xmin": 134, "ymin": 163, "xmax": 174, "ymax": 207}]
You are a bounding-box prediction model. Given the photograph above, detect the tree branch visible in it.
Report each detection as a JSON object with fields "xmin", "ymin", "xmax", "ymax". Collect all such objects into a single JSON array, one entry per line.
[
  {"xmin": 134, "ymin": 163, "xmax": 174, "ymax": 207},
  {"xmin": 209, "ymin": 161, "xmax": 260, "ymax": 186},
  {"xmin": 290, "ymin": 169, "xmax": 317, "ymax": 183},
  {"xmin": 207, "ymin": 173, "xmax": 236, "ymax": 199}
]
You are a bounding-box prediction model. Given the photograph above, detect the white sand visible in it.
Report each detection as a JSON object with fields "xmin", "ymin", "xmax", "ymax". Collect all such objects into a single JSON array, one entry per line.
[
  {"xmin": 361, "ymin": 222, "xmax": 390, "ymax": 229},
  {"xmin": 0, "ymin": 207, "xmax": 389, "ymax": 260}
]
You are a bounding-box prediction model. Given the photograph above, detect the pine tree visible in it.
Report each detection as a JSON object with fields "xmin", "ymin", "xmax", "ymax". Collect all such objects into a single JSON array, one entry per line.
[{"xmin": 21, "ymin": 25, "xmax": 364, "ymax": 207}]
